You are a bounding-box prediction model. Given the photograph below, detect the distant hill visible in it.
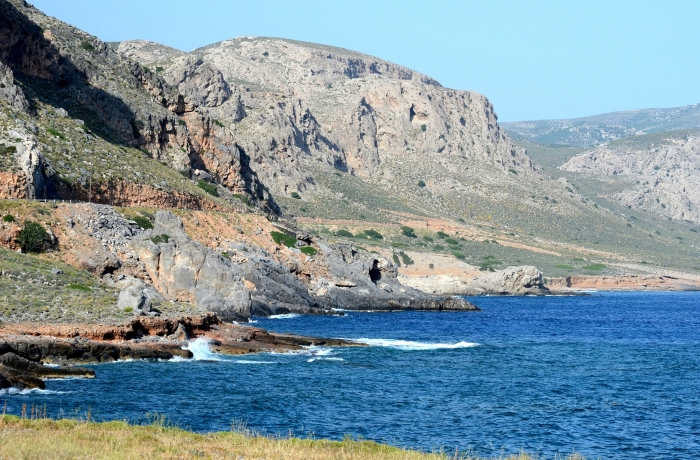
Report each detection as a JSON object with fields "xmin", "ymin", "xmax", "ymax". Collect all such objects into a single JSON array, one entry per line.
[{"xmin": 503, "ymin": 104, "xmax": 700, "ymax": 147}]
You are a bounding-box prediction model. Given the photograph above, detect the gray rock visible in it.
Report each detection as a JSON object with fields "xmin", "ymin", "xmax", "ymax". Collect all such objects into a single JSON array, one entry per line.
[{"xmin": 133, "ymin": 211, "xmax": 251, "ymax": 321}]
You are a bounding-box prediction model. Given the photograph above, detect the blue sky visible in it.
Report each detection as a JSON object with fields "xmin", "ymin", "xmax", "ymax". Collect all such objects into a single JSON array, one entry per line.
[{"xmin": 30, "ymin": 0, "xmax": 700, "ymax": 122}]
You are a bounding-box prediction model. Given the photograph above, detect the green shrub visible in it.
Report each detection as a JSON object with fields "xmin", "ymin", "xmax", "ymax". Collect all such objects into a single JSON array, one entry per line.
[
  {"xmin": 177, "ymin": 119, "xmax": 186, "ymax": 126},
  {"xmin": 290, "ymin": 192, "xmax": 301, "ymax": 199},
  {"xmin": 212, "ymin": 119, "xmax": 225, "ymax": 128},
  {"xmin": 452, "ymin": 251, "xmax": 466, "ymax": 260},
  {"xmin": 363, "ymin": 229, "xmax": 383, "ymax": 240},
  {"xmin": 132, "ymin": 215, "xmax": 153, "ymax": 230},
  {"xmin": 18, "ymin": 220, "xmax": 48, "ymax": 253},
  {"xmin": 80, "ymin": 41, "xmax": 95, "ymax": 52},
  {"xmin": 46, "ymin": 128, "xmax": 65, "ymax": 140},
  {"xmin": 2, "ymin": 214, "xmax": 15, "ymax": 223},
  {"xmin": 155, "ymin": 66, "xmax": 164, "ymax": 73},
  {"xmin": 444, "ymin": 238, "xmax": 458, "ymax": 245},
  {"xmin": 583, "ymin": 263, "xmax": 606, "ymax": 271},
  {"xmin": 0, "ymin": 144, "xmax": 17, "ymax": 155},
  {"xmin": 300, "ymin": 246, "xmax": 317, "ymax": 256},
  {"xmin": 436, "ymin": 231, "xmax": 449, "ymax": 239},
  {"xmin": 400, "ymin": 252, "xmax": 414, "ymax": 266},
  {"xmin": 197, "ymin": 180, "xmax": 219, "ymax": 197},
  {"xmin": 423, "ymin": 235, "xmax": 434, "ymax": 242},
  {"xmin": 420, "ymin": 124, "xmax": 427, "ymax": 132},
  {"xmin": 232, "ymin": 194, "xmax": 252, "ymax": 206},
  {"xmin": 401, "ymin": 226, "xmax": 417, "ymax": 238},
  {"xmin": 263, "ymin": 51, "xmax": 269, "ymax": 57},
  {"xmin": 68, "ymin": 283, "xmax": 91, "ymax": 291},
  {"xmin": 270, "ymin": 231, "xmax": 296, "ymax": 248},
  {"xmin": 150, "ymin": 234, "xmax": 170, "ymax": 245},
  {"xmin": 392, "ymin": 253, "xmax": 401, "ymax": 267},
  {"xmin": 123, "ymin": 307, "xmax": 134, "ymax": 313},
  {"xmin": 509, "ymin": 168, "xmax": 518, "ymax": 175},
  {"xmin": 220, "ymin": 252, "xmax": 231, "ymax": 260},
  {"xmin": 417, "ymin": 180, "xmax": 426, "ymax": 188},
  {"xmin": 335, "ymin": 229, "xmax": 354, "ymax": 238}
]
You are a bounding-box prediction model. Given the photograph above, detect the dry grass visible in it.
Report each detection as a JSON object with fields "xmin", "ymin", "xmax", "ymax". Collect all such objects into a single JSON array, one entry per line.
[{"xmin": 0, "ymin": 416, "xmax": 586, "ymax": 460}]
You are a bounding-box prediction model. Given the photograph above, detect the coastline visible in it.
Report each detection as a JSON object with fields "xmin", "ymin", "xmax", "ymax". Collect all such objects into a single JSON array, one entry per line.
[{"xmin": 0, "ymin": 313, "xmax": 363, "ymax": 391}]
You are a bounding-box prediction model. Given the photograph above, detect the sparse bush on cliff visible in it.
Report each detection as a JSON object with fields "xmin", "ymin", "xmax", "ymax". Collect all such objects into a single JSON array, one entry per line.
[
  {"xmin": 80, "ymin": 41, "xmax": 94, "ymax": 52},
  {"xmin": 452, "ymin": 251, "xmax": 466, "ymax": 260},
  {"xmin": 290, "ymin": 192, "xmax": 301, "ymax": 199},
  {"xmin": 270, "ymin": 231, "xmax": 296, "ymax": 248},
  {"xmin": 0, "ymin": 144, "xmax": 17, "ymax": 155},
  {"xmin": 401, "ymin": 226, "xmax": 417, "ymax": 238},
  {"xmin": 300, "ymin": 246, "xmax": 317, "ymax": 256},
  {"xmin": 436, "ymin": 231, "xmax": 448, "ymax": 239},
  {"xmin": 335, "ymin": 229, "xmax": 354, "ymax": 238},
  {"xmin": 2, "ymin": 214, "xmax": 15, "ymax": 223},
  {"xmin": 197, "ymin": 180, "xmax": 219, "ymax": 197},
  {"xmin": 400, "ymin": 251, "xmax": 414, "ymax": 266},
  {"xmin": 420, "ymin": 124, "xmax": 427, "ymax": 132},
  {"xmin": 150, "ymin": 234, "xmax": 170, "ymax": 245},
  {"xmin": 68, "ymin": 283, "xmax": 91, "ymax": 291},
  {"xmin": 18, "ymin": 220, "xmax": 49, "ymax": 253},
  {"xmin": 392, "ymin": 253, "xmax": 401, "ymax": 267},
  {"xmin": 422, "ymin": 235, "xmax": 434, "ymax": 242},
  {"xmin": 417, "ymin": 180, "xmax": 426, "ymax": 188}
]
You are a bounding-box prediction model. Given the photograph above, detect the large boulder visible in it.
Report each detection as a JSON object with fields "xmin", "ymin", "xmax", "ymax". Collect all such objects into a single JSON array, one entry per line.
[{"xmin": 133, "ymin": 211, "xmax": 251, "ymax": 321}]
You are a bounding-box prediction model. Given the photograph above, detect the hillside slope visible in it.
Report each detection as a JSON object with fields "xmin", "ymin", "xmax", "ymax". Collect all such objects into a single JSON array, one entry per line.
[
  {"xmin": 560, "ymin": 130, "xmax": 700, "ymax": 224},
  {"xmin": 503, "ymin": 103, "xmax": 700, "ymax": 147}
]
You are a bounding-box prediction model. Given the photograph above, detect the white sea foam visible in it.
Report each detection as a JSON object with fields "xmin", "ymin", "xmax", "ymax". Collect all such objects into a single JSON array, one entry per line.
[
  {"xmin": 267, "ymin": 313, "xmax": 301, "ymax": 319},
  {"xmin": 182, "ymin": 337, "xmax": 222, "ymax": 361},
  {"xmin": 0, "ymin": 388, "xmax": 71, "ymax": 396},
  {"xmin": 307, "ymin": 357, "xmax": 345, "ymax": 363},
  {"xmin": 234, "ymin": 360, "xmax": 278, "ymax": 364},
  {"xmin": 353, "ymin": 338, "xmax": 479, "ymax": 350}
]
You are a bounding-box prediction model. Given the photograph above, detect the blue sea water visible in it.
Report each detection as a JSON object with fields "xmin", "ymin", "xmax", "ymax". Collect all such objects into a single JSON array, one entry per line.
[{"xmin": 3, "ymin": 291, "xmax": 700, "ymax": 459}]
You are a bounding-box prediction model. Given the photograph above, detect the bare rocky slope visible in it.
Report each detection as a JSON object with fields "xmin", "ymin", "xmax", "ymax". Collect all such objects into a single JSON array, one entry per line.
[{"xmin": 560, "ymin": 130, "xmax": 700, "ymax": 224}]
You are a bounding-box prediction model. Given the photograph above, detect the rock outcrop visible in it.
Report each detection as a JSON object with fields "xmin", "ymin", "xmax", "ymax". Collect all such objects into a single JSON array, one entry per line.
[
  {"xmin": 133, "ymin": 211, "xmax": 252, "ymax": 321},
  {"xmin": 399, "ymin": 265, "xmax": 548, "ymax": 296}
]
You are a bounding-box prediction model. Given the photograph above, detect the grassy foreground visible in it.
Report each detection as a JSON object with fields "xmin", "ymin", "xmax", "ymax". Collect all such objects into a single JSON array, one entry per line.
[{"xmin": 0, "ymin": 416, "xmax": 585, "ymax": 460}]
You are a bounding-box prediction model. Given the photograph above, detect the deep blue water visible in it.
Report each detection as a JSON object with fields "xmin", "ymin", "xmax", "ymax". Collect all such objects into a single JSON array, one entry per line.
[{"xmin": 3, "ymin": 292, "xmax": 700, "ymax": 459}]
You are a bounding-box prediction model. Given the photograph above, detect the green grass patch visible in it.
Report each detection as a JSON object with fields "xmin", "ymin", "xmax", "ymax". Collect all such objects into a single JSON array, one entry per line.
[
  {"xmin": 68, "ymin": 283, "xmax": 92, "ymax": 291},
  {"xmin": 583, "ymin": 263, "xmax": 606, "ymax": 271},
  {"xmin": 2, "ymin": 214, "xmax": 15, "ymax": 223},
  {"xmin": 270, "ymin": 231, "xmax": 296, "ymax": 248},
  {"xmin": 300, "ymin": 246, "xmax": 317, "ymax": 256},
  {"xmin": 46, "ymin": 128, "xmax": 65, "ymax": 140},
  {"xmin": 335, "ymin": 229, "xmax": 354, "ymax": 238},
  {"xmin": 132, "ymin": 215, "xmax": 153, "ymax": 230}
]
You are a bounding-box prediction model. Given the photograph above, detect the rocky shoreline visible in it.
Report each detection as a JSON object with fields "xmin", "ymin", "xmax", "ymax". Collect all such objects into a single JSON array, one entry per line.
[{"xmin": 0, "ymin": 313, "xmax": 365, "ymax": 392}]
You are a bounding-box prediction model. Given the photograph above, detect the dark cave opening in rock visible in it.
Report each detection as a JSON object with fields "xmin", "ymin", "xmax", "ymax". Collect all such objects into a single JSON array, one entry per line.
[{"xmin": 369, "ymin": 260, "xmax": 382, "ymax": 283}]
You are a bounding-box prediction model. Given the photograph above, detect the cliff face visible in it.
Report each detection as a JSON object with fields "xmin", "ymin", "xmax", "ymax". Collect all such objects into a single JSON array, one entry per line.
[
  {"xmin": 0, "ymin": 0, "xmax": 271, "ymax": 208},
  {"xmin": 119, "ymin": 37, "xmax": 539, "ymax": 198},
  {"xmin": 561, "ymin": 131, "xmax": 700, "ymax": 223}
]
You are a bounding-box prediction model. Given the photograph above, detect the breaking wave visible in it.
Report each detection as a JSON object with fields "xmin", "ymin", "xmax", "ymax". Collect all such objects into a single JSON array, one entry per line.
[{"xmin": 352, "ymin": 338, "xmax": 479, "ymax": 350}]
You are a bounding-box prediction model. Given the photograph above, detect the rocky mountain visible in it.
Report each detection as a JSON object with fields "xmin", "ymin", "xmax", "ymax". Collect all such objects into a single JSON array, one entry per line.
[
  {"xmin": 560, "ymin": 129, "xmax": 700, "ymax": 224},
  {"xmin": 118, "ymin": 37, "xmax": 537, "ymax": 198},
  {"xmin": 503, "ymin": 103, "xmax": 700, "ymax": 148}
]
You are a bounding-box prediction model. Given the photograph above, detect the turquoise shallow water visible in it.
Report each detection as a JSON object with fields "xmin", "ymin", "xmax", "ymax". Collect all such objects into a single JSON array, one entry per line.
[{"xmin": 3, "ymin": 291, "xmax": 699, "ymax": 459}]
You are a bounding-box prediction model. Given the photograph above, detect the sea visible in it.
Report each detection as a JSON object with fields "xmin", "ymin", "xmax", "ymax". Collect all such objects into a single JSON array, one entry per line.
[{"xmin": 3, "ymin": 291, "xmax": 699, "ymax": 459}]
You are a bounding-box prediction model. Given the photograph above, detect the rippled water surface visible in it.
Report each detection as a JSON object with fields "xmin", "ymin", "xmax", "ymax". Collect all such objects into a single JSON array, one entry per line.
[{"xmin": 5, "ymin": 292, "xmax": 700, "ymax": 459}]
